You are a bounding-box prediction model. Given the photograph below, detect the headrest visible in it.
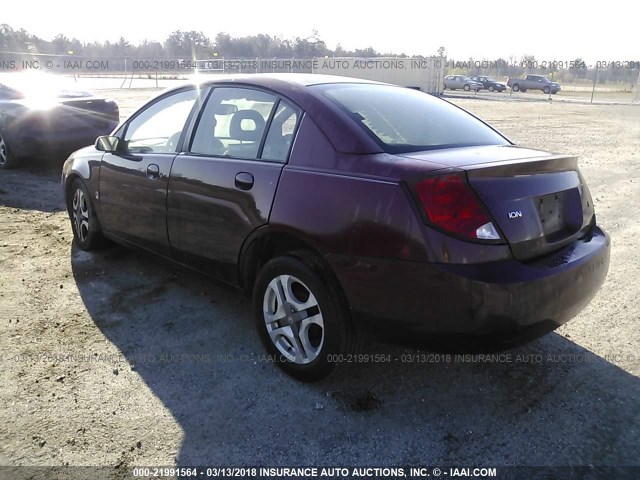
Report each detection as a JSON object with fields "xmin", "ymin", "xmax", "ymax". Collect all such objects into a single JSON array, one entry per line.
[{"xmin": 229, "ymin": 110, "xmax": 265, "ymax": 142}]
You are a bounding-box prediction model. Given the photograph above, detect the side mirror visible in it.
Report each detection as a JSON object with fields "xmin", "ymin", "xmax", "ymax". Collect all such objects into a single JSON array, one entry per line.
[{"xmin": 95, "ymin": 135, "xmax": 119, "ymax": 153}]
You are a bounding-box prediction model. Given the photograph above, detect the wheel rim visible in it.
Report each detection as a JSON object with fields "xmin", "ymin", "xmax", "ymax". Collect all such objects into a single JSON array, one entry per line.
[
  {"xmin": 72, "ymin": 188, "xmax": 90, "ymax": 242},
  {"xmin": 0, "ymin": 135, "xmax": 7, "ymax": 165},
  {"xmin": 263, "ymin": 274, "xmax": 324, "ymax": 364}
]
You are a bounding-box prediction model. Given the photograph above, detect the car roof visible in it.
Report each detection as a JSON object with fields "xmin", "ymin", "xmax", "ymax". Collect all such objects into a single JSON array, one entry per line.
[
  {"xmin": 170, "ymin": 73, "xmax": 386, "ymax": 154},
  {"xmin": 193, "ymin": 72, "xmax": 385, "ymax": 89}
]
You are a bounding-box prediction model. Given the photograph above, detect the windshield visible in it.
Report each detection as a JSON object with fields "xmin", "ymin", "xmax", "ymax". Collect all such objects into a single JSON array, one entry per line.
[{"xmin": 312, "ymin": 83, "xmax": 509, "ymax": 153}]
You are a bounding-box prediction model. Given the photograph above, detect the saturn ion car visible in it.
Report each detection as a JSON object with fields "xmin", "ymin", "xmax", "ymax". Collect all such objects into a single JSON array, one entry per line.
[{"xmin": 62, "ymin": 74, "xmax": 610, "ymax": 380}]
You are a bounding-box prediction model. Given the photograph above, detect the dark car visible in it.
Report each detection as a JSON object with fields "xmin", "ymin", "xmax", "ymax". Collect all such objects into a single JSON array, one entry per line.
[
  {"xmin": 62, "ymin": 74, "xmax": 610, "ymax": 381},
  {"xmin": 0, "ymin": 73, "xmax": 119, "ymax": 169},
  {"xmin": 471, "ymin": 76, "xmax": 507, "ymax": 92}
]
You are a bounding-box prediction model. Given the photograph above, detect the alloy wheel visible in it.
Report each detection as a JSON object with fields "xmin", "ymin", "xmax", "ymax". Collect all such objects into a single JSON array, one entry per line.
[
  {"xmin": 262, "ymin": 274, "xmax": 324, "ymax": 364},
  {"xmin": 0, "ymin": 135, "xmax": 7, "ymax": 166},
  {"xmin": 72, "ymin": 188, "xmax": 90, "ymax": 242}
]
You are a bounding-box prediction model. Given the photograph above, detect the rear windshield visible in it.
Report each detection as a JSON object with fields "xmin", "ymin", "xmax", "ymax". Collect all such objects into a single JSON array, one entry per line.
[{"xmin": 312, "ymin": 83, "xmax": 509, "ymax": 153}]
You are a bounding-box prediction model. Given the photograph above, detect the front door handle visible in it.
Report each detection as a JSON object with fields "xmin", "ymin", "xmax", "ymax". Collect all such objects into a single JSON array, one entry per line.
[
  {"xmin": 235, "ymin": 172, "xmax": 254, "ymax": 191},
  {"xmin": 146, "ymin": 163, "xmax": 160, "ymax": 179}
]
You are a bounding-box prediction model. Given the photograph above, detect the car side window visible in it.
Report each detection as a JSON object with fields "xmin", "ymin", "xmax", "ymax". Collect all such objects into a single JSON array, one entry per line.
[
  {"xmin": 260, "ymin": 100, "xmax": 299, "ymax": 163},
  {"xmin": 190, "ymin": 87, "xmax": 277, "ymax": 159},
  {"xmin": 123, "ymin": 89, "xmax": 197, "ymax": 154}
]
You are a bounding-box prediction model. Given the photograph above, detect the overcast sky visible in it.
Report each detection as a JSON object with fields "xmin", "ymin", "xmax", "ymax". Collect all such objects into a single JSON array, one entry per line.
[{"xmin": 3, "ymin": 0, "xmax": 637, "ymax": 64}]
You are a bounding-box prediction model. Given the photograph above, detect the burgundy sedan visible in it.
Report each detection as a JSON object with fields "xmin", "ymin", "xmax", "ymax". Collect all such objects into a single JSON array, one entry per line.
[{"xmin": 62, "ymin": 74, "xmax": 610, "ymax": 380}]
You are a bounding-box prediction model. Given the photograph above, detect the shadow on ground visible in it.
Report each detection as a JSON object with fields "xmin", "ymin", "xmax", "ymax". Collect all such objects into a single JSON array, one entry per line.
[
  {"xmin": 0, "ymin": 160, "xmax": 67, "ymax": 213},
  {"xmin": 71, "ymin": 243, "xmax": 639, "ymax": 467}
]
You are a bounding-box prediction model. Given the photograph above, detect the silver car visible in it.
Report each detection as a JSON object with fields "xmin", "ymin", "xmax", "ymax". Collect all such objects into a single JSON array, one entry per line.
[{"xmin": 443, "ymin": 75, "xmax": 483, "ymax": 91}]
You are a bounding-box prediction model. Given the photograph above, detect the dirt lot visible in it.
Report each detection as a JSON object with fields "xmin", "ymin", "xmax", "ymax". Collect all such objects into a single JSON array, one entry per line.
[{"xmin": 1, "ymin": 90, "xmax": 639, "ymax": 473}]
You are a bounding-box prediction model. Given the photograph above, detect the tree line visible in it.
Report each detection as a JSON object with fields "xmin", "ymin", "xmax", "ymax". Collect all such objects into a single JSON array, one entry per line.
[
  {"xmin": 1, "ymin": 24, "xmax": 637, "ymax": 84},
  {"xmin": 0, "ymin": 25, "xmax": 393, "ymax": 60}
]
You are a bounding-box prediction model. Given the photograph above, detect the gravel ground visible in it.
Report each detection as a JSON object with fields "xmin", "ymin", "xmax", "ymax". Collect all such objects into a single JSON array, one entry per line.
[{"xmin": 0, "ymin": 91, "xmax": 639, "ymax": 474}]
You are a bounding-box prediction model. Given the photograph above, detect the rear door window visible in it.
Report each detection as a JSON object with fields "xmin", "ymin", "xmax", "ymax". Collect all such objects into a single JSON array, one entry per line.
[
  {"xmin": 190, "ymin": 87, "xmax": 277, "ymax": 159},
  {"xmin": 260, "ymin": 100, "xmax": 299, "ymax": 163}
]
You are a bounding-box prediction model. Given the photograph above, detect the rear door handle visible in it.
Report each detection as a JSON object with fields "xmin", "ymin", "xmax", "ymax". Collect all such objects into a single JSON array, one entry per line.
[
  {"xmin": 146, "ymin": 163, "xmax": 161, "ymax": 179},
  {"xmin": 235, "ymin": 172, "xmax": 254, "ymax": 191}
]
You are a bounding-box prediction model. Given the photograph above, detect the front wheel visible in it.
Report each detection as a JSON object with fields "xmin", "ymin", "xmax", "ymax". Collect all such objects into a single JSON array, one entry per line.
[
  {"xmin": 543, "ymin": 86, "xmax": 551, "ymax": 94},
  {"xmin": 253, "ymin": 253, "xmax": 356, "ymax": 381},
  {"xmin": 463, "ymin": 84, "xmax": 471, "ymax": 91},
  {"xmin": 512, "ymin": 83, "xmax": 520, "ymax": 92},
  {"xmin": 0, "ymin": 132, "xmax": 18, "ymax": 169},
  {"xmin": 488, "ymin": 86, "xmax": 495, "ymax": 92},
  {"xmin": 67, "ymin": 178, "xmax": 106, "ymax": 250}
]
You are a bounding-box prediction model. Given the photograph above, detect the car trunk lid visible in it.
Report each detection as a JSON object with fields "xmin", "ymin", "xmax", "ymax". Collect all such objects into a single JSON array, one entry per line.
[
  {"xmin": 57, "ymin": 97, "xmax": 119, "ymax": 129},
  {"xmin": 401, "ymin": 146, "xmax": 595, "ymax": 260}
]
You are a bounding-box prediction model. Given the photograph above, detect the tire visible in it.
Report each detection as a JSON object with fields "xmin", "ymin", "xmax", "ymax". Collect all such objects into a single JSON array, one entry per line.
[
  {"xmin": 488, "ymin": 86, "xmax": 495, "ymax": 92},
  {"xmin": 463, "ymin": 84, "xmax": 471, "ymax": 91},
  {"xmin": 253, "ymin": 252, "xmax": 356, "ymax": 381},
  {"xmin": 512, "ymin": 83, "xmax": 520, "ymax": 92},
  {"xmin": 543, "ymin": 86, "xmax": 551, "ymax": 94},
  {"xmin": 521, "ymin": 88, "xmax": 527, "ymax": 93},
  {"xmin": 0, "ymin": 132, "xmax": 19, "ymax": 169},
  {"xmin": 67, "ymin": 178, "xmax": 106, "ymax": 250}
]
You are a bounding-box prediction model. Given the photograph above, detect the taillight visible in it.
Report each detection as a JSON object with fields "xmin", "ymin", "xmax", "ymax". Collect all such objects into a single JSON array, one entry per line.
[{"xmin": 414, "ymin": 173, "xmax": 500, "ymax": 241}]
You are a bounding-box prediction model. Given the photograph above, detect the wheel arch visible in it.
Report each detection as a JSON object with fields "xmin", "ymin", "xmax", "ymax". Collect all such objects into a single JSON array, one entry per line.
[{"xmin": 238, "ymin": 226, "xmax": 342, "ymax": 298}]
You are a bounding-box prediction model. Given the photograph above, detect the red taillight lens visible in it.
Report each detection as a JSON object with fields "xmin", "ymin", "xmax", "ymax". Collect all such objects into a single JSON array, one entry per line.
[{"xmin": 414, "ymin": 173, "xmax": 492, "ymax": 240}]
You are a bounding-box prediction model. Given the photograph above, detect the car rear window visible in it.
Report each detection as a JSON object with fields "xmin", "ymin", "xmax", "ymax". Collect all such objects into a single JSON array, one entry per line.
[{"xmin": 312, "ymin": 83, "xmax": 509, "ymax": 153}]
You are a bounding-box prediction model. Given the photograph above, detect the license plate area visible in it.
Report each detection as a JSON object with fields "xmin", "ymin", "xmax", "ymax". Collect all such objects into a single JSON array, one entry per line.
[
  {"xmin": 536, "ymin": 189, "xmax": 583, "ymax": 242},
  {"xmin": 537, "ymin": 192, "xmax": 564, "ymax": 235}
]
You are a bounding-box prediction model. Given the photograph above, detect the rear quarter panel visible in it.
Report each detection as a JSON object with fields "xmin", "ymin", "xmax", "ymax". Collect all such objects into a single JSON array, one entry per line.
[{"xmin": 269, "ymin": 168, "xmax": 428, "ymax": 262}]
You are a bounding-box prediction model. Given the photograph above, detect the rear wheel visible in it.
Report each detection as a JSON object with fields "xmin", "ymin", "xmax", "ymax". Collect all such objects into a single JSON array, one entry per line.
[
  {"xmin": 0, "ymin": 132, "xmax": 18, "ymax": 169},
  {"xmin": 253, "ymin": 252, "xmax": 356, "ymax": 381},
  {"xmin": 512, "ymin": 83, "xmax": 520, "ymax": 92},
  {"xmin": 488, "ymin": 86, "xmax": 495, "ymax": 92},
  {"xmin": 67, "ymin": 178, "xmax": 106, "ymax": 250}
]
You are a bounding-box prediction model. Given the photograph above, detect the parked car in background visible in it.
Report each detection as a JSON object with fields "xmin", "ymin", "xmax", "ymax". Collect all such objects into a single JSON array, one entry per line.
[
  {"xmin": 471, "ymin": 76, "xmax": 507, "ymax": 92},
  {"xmin": 443, "ymin": 75, "xmax": 483, "ymax": 91},
  {"xmin": 507, "ymin": 74, "xmax": 561, "ymax": 94},
  {"xmin": 62, "ymin": 74, "xmax": 609, "ymax": 381},
  {"xmin": 0, "ymin": 73, "xmax": 119, "ymax": 169}
]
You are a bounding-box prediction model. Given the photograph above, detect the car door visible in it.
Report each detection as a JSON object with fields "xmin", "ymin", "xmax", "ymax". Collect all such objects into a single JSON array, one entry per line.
[
  {"xmin": 167, "ymin": 86, "xmax": 300, "ymax": 284},
  {"xmin": 98, "ymin": 88, "xmax": 199, "ymax": 257}
]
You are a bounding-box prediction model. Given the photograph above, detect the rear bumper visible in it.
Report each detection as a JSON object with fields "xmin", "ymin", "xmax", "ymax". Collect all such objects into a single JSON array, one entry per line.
[{"xmin": 329, "ymin": 226, "xmax": 610, "ymax": 348}]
